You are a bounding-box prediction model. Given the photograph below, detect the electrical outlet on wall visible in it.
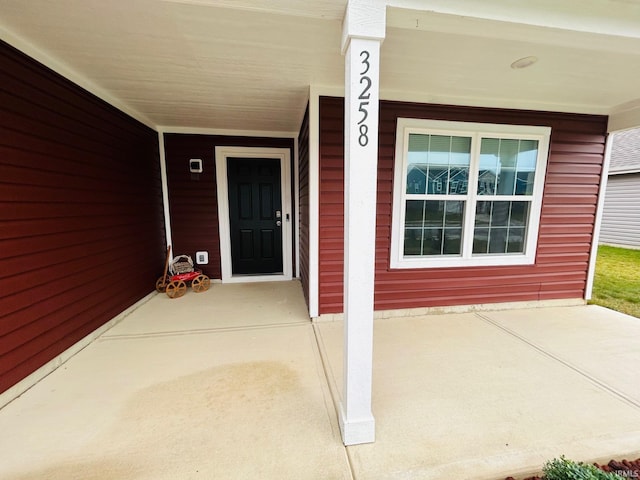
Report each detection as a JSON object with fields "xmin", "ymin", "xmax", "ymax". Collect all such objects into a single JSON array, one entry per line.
[{"xmin": 195, "ymin": 251, "xmax": 208, "ymax": 265}]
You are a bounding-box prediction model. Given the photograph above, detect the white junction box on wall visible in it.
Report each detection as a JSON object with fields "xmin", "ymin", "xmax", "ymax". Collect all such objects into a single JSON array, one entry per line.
[
  {"xmin": 195, "ymin": 251, "xmax": 208, "ymax": 265},
  {"xmin": 189, "ymin": 158, "xmax": 203, "ymax": 173}
]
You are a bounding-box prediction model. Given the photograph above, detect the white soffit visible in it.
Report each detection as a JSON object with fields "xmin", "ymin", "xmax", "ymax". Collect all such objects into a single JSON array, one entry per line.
[
  {"xmin": 383, "ymin": 5, "xmax": 640, "ymax": 118},
  {"xmin": 0, "ymin": 0, "xmax": 345, "ymax": 132},
  {"xmin": 2, "ymin": 0, "xmax": 640, "ymax": 132},
  {"xmin": 381, "ymin": 23, "xmax": 640, "ymax": 114}
]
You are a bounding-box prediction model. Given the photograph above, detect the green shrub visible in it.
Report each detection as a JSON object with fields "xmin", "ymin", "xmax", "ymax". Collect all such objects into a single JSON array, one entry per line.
[{"xmin": 543, "ymin": 457, "xmax": 621, "ymax": 480}]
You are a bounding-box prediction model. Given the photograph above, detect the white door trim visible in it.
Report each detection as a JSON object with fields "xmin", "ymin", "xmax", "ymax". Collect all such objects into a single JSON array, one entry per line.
[{"xmin": 215, "ymin": 146, "xmax": 293, "ymax": 283}]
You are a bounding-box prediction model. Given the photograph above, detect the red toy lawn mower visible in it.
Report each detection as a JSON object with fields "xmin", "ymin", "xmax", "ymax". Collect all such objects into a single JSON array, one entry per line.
[{"xmin": 155, "ymin": 247, "xmax": 211, "ymax": 298}]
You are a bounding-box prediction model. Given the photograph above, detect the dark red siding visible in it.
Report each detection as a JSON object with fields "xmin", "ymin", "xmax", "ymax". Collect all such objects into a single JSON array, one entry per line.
[
  {"xmin": 163, "ymin": 134, "xmax": 295, "ymax": 279},
  {"xmin": 0, "ymin": 41, "xmax": 166, "ymax": 394},
  {"xmin": 298, "ymin": 105, "xmax": 311, "ymax": 308},
  {"xmin": 318, "ymin": 96, "xmax": 608, "ymax": 314}
]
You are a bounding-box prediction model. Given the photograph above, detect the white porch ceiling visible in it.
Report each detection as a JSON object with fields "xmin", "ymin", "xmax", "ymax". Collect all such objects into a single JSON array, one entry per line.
[{"xmin": 2, "ymin": 0, "xmax": 640, "ymax": 133}]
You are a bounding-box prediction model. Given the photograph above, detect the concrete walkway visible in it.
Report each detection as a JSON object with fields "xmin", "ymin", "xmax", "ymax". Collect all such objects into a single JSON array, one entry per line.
[{"xmin": 1, "ymin": 281, "xmax": 640, "ymax": 479}]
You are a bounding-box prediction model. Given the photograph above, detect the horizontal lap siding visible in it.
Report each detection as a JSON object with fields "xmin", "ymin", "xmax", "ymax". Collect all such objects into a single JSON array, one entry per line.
[
  {"xmin": 318, "ymin": 96, "xmax": 607, "ymax": 314},
  {"xmin": 0, "ymin": 41, "xmax": 165, "ymax": 394},
  {"xmin": 599, "ymin": 173, "xmax": 640, "ymax": 248},
  {"xmin": 163, "ymin": 134, "xmax": 295, "ymax": 280},
  {"xmin": 318, "ymin": 100, "xmax": 344, "ymax": 311},
  {"xmin": 298, "ymin": 106, "xmax": 311, "ymax": 307}
]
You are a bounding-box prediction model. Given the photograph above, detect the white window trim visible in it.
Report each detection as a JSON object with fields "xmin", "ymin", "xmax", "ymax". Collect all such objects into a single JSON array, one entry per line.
[{"xmin": 390, "ymin": 118, "xmax": 551, "ymax": 269}]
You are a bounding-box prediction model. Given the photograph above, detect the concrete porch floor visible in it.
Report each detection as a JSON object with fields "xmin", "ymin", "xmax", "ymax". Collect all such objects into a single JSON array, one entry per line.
[{"xmin": 1, "ymin": 280, "xmax": 640, "ymax": 480}]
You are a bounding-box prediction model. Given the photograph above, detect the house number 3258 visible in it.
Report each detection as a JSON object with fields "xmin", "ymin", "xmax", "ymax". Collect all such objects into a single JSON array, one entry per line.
[{"xmin": 357, "ymin": 50, "xmax": 372, "ymax": 147}]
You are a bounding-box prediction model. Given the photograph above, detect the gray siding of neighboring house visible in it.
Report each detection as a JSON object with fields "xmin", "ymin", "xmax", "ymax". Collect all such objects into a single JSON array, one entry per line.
[{"xmin": 600, "ymin": 172, "xmax": 640, "ymax": 248}]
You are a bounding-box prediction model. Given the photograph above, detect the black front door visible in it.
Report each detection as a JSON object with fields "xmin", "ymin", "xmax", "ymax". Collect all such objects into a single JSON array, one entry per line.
[{"xmin": 227, "ymin": 157, "xmax": 283, "ymax": 275}]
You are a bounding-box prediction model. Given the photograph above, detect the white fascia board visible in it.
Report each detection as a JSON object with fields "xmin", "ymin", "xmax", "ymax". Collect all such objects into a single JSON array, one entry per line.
[
  {"xmin": 171, "ymin": 0, "xmax": 345, "ymax": 21},
  {"xmin": 311, "ymin": 84, "xmax": 608, "ymax": 118},
  {"xmin": 379, "ymin": 88, "xmax": 610, "ymax": 117},
  {"xmin": 157, "ymin": 126, "xmax": 298, "ymax": 138},
  {"xmin": 386, "ymin": 0, "xmax": 640, "ymax": 40},
  {"xmin": 305, "ymin": 86, "xmax": 610, "ymax": 118},
  {"xmin": 1, "ymin": 25, "xmax": 155, "ymax": 129}
]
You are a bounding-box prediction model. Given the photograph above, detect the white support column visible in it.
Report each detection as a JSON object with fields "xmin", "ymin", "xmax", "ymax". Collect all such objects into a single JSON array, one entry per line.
[
  {"xmin": 340, "ymin": 0, "xmax": 386, "ymax": 446},
  {"xmin": 585, "ymin": 131, "xmax": 614, "ymax": 300}
]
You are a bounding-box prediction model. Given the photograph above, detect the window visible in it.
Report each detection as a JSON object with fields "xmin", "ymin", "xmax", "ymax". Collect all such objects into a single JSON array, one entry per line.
[{"xmin": 390, "ymin": 118, "xmax": 551, "ymax": 269}]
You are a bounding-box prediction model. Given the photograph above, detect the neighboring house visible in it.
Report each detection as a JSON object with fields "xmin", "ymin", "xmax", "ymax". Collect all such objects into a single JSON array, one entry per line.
[
  {"xmin": 3, "ymin": 0, "xmax": 640, "ymax": 444},
  {"xmin": 600, "ymin": 128, "xmax": 640, "ymax": 248}
]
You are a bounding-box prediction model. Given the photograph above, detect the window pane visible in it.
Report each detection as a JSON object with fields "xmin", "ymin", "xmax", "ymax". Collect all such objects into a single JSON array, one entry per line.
[
  {"xmin": 475, "ymin": 201, "xmax": 489, "ymax": 227},
  {"xmin": 444, "ymin": 201, "xmax": 464, "ymax": 226},
  {"xmin": 516, "ymin": 140, "xmax": 538, "ymax": 195},
  {"xmin": 424, "ymin": 200, "xmax": 445, "ymax": 226},
  {"xmin": 406, "ymin": 165, "xmax": 427, "ymax": 194},
  {"xmin": 473, "ymin": 201, "xmax": 530, "ymax": 255},
  {"xmin": 422, "ymin": 228, "xmax": 443, "ymax": 255},
  {"xmin": 489, "ymin": 201, "xmax": 510, "ymax": 227},
  {"xmin": 407, "ymin": 133, "xmax": 471, "ymax": 195},
  {"xmin": 478, "ymin": 138, "xmax": 539, "ymax": 196},
  {"xmin": 404, "ymin": 200, "xmax": 425, "ymax": 256},
  {"xmin": 488, "ymin": 227, "xmax": 508, "ymax": 253},
  {"xmin": 507, "ymin": 227, "xmax": 526, "ymax": 253},
  {"xmin": 404, "ymin": 227, "xmax": 423, "ymax": 256},
  {"xmin": 405, "ymin": 200, "xmax": 425, "ymax": 226},
  {"xmin": 498, "ymin": 139, "xmax": 518, "ymax": 195},
  {"xmin": 479, "ymin": 138, "xmax": 499, "ymax": 195},
  {"xmin": 510, "ymin": 201, "xmax": 530, "ymax": 225},
  {"xmin": 403, "ymin": 200, "xmax": 464, "ymax": 256},
  {"xmin": 443, "ymin": 228, "xmax": 462, "ymax": 254},
  {"xmin": 473, "ymin": 228, "xmax": 489, "ymax": 254}
]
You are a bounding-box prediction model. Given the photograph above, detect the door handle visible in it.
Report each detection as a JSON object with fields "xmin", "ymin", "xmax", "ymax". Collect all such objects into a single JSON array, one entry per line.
[{"xmin": 276, "ymin": 220, "xmax": 282, "ymax": 227}]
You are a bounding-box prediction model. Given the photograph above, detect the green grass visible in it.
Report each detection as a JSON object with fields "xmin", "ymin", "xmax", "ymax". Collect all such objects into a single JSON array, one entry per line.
[{"xmin": 589, "ymin": 245, "xmax": 640, "ymax": 318}]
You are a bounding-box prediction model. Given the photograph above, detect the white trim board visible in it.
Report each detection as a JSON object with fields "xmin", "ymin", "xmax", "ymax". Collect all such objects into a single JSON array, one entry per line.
[
  {"xmin": 294, "ymin": 132, "xmax": 301, "ymax": 279},
  {"xmin": 307, "ymin": 88, "xmax": 321, "ymax": 318},
  {"xmin": 158, "ymin": 126, "xmax": 298, "ymax": 138},
  {"xmin": 214, "ymin": 146, "xmax": 293, "ymax": 283},
  {"xmin": 585, "ymin": 132, "xmax": 614, "ymax": 300},
  {"xmin": 305, "ymin": 85, "xmax": 610, "ymax": 117},
  {"xmin": 157, "ymin": 132, "xmax": 173, "ymax": 255}
]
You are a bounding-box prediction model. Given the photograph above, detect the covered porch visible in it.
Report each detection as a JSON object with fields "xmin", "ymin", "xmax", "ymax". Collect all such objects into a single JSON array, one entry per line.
[
  {"xmin": 3, "ymin": 0, "xmax": 640, "ymax": 456},
  {"xmin": 1, "ymin": 283, "xmax": 639, "ymax": 480}
]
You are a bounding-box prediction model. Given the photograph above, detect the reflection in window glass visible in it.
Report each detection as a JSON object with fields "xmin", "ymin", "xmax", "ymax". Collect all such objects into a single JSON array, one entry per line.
[
  {"xmin": 399, "ymin": 122, "xmax": 546, "ymax": 263},
  {"xmin": 407, "ymin": 134, "xmax": 471, "ymax": 195},
  {"xmin": 404, "ymin": 200, "xmax": 464, "ymax": 256},
  {"xmin": 478, "ymin": 138, "xmax": 538, "ymax": 196},
  {"xmin": 473, "ymin": 201, "xmax": 530, "ymax": 254},
  {"xmin": 516, "ymin": 140, "xmax": 538, "ymax": 195}
]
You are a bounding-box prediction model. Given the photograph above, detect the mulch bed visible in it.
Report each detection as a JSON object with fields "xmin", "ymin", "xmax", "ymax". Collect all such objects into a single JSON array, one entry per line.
[{"xmin": 506, "ymin": 458, "xmax": 640, "ymax": 479}]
